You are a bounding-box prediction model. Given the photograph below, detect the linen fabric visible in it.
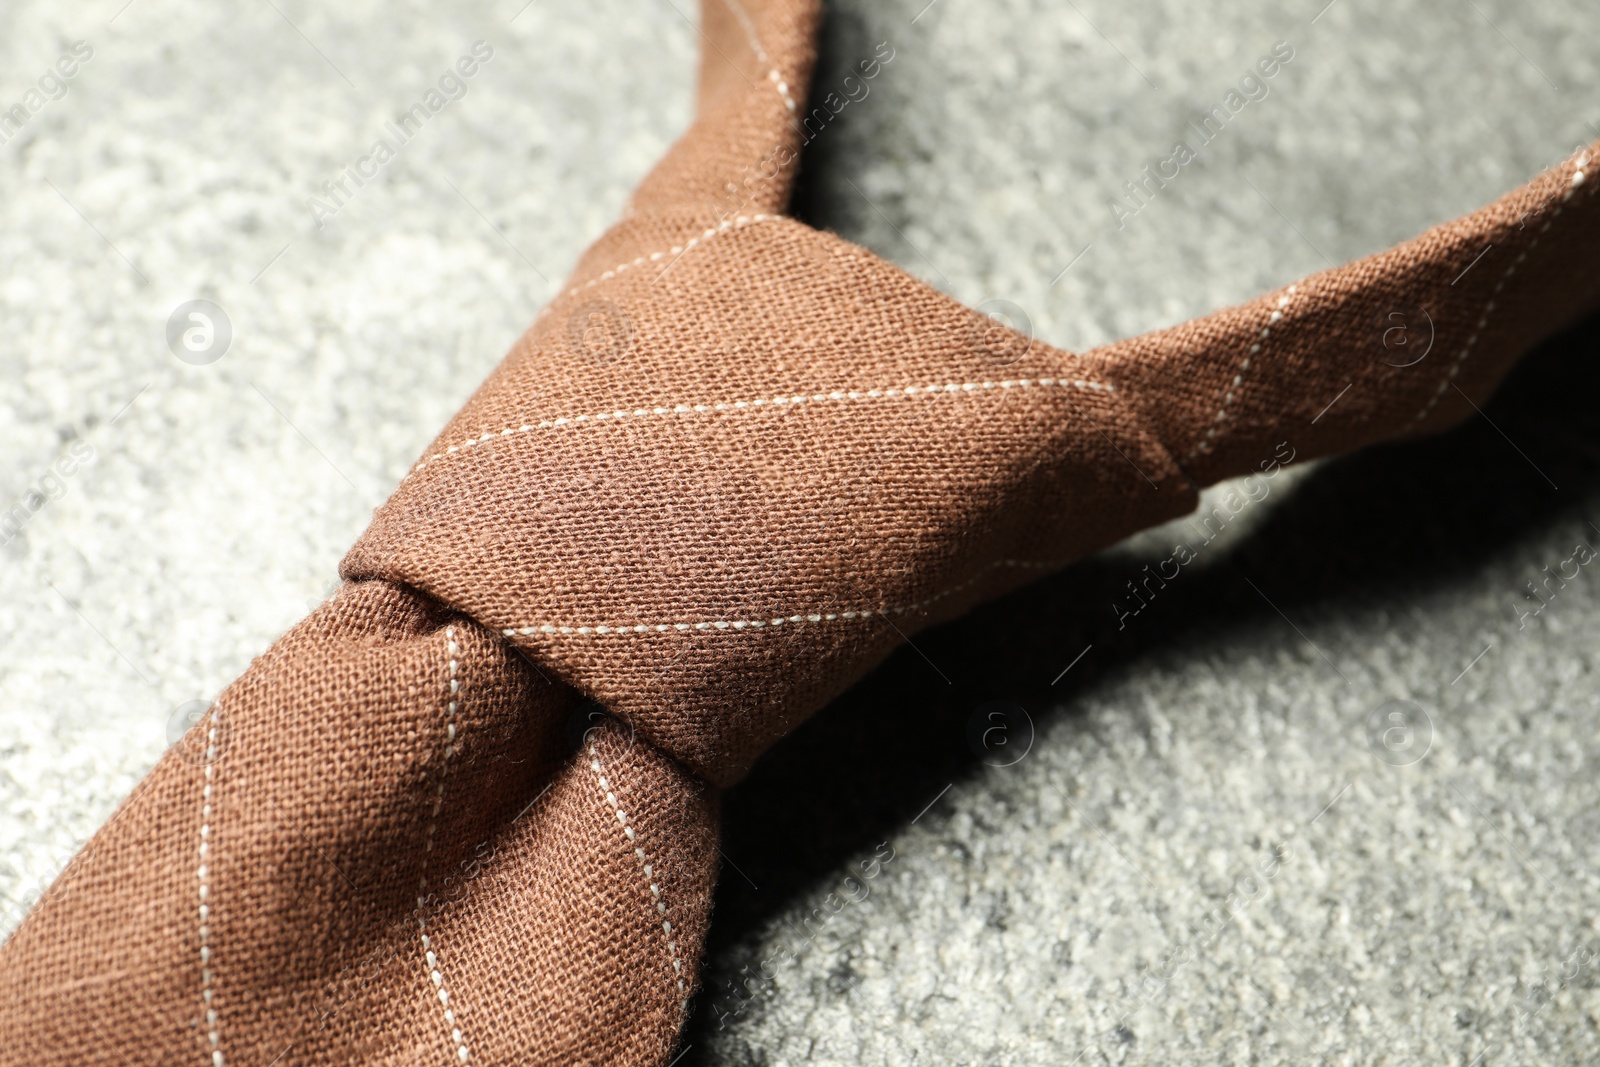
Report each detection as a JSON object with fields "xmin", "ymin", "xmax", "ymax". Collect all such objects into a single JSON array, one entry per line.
[{"xmin": 2, "ymin": 0, "xmax": 1597, "ymax": 1062}]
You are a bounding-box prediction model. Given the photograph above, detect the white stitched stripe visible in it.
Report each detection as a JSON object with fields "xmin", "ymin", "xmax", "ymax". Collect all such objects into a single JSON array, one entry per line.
[
  {"xmin": 585, "ymin": 742, "xmax": 690, "ymax": 1018},
  {"xmin": 765, "ymin": 67, "xmax": 798, "ymax": 114},
  {"xmin": 417, "ymin": 627, "xmax": 471, "ymax": 1064},
  {"xmin": 197, "ymin": 709, "xmax": 224, "ymax": 1067},
  {"xmin": 407, "ymin": 377, "xmax": 1113, "ymax": 480},
  {"xmin": 564, "ymin": 214, "xmax": 778, "ymax": 297},
  {"xmin": 501, "ymin": 558, "xmax": 1059, "ymax": 640},
  {"xmin": 1188, "ymin": 285, "xmax": 1297, "ymax": 461},
  {"xmin": 719, "ymin": 0, "xmax": 797, "ymax": 113},
  {"xmin": 1409, "ymin": 155, "xmax": 1590, "ymax": 428}
]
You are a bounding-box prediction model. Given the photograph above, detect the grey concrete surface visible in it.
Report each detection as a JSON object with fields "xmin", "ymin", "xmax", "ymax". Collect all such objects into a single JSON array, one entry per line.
[{"xmin": 2, "ymin": 1, "xmax": 1599, "ymax": 1065}]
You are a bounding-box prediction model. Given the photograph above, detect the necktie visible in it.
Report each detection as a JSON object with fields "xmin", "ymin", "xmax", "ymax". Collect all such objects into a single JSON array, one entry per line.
[{"xmin": 3, "ymin": 1, "xmax": 1596, "ymax": 1063}]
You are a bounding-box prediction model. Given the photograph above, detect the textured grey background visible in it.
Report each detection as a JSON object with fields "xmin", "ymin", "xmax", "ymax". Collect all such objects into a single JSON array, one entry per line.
[{"xmin": 2, "ymin": 1, "xmax": 1598, "ymax": 1064}]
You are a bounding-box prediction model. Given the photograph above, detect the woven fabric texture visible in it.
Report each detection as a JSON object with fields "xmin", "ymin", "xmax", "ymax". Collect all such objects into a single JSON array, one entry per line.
[{"xmin": 2, "ymin": 0, "xmax": 1598, "ymax": 1063}]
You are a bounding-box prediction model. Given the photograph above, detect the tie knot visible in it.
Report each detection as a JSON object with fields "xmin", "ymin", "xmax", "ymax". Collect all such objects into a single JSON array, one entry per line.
[{"xmin": 343, "ymin": 213, "xmax": 1194, "ymax": 784}]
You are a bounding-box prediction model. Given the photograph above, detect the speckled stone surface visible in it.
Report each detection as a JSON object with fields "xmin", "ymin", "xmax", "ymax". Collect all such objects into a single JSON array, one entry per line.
[{"xmin": 3, "ymin": 1, "xmax": 1599, "ymax": 1064}]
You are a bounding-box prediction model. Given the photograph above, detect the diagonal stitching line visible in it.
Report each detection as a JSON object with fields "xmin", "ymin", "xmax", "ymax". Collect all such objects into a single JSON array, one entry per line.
[
  {"xmin": 559, "ymin": 214, "xmax": 778, "ymax": 297},
  {"xmin": 196, "ymin": 705, "xmax": 225, "ymax": 1064},
  {"xmin": 1188, "ymin": 285, "xmax": 1298, "ymax": 462},
  {"xmin": 501, "ymin": 558, "xmax": 1061, "ymax": 638},
  {"xmin": 1410, "ymin": 153, "xmax": 1592, "ymax": 428},
  {"xmin": 416, "ymin": 626, "xmax": 471, "ymax": 1064},
  {"xmin": 717, "ymin": 0, "xmax": 796, "ymax": 112},
  {"xmin": 584, "ymin": 737, "xmax": 690, "ymax": 1016},
  {"xmin": 405, "ymin": 377, "xmax": 1115, "ymax": 481}
]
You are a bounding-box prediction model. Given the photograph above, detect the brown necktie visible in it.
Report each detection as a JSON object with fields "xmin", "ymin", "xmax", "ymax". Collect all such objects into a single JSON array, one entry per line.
[{"xmin": 3, "ymin": 1, "xmax": 1596, "ymax": 1063}]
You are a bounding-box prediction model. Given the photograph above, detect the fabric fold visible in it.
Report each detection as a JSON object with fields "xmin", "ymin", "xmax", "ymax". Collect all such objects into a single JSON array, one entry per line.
[
  {"xmin": 1091, "ymin": 155, "xmax": 1600, "ymax": 487},
  {"xmin": 0, "ymin": 580, "xmax": 720, "ymax": 1064},
  {"xmin": 342, "ymin": 211, "xmax": 1199, "ymax": 786}
]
